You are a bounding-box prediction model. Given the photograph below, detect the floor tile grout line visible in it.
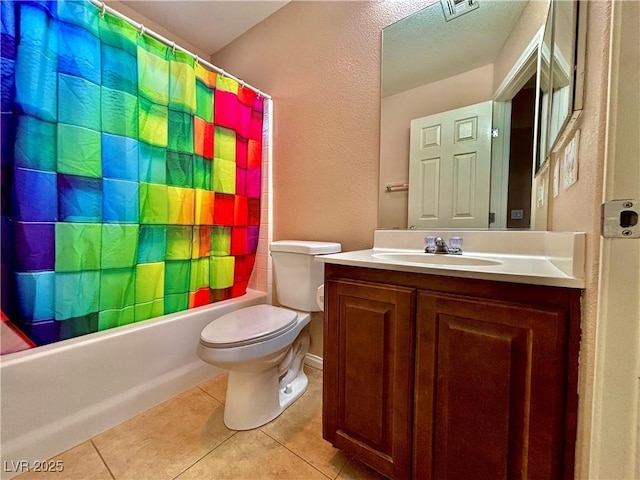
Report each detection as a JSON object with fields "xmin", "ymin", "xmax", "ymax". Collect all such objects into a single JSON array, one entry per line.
[
  {"xmin": 335, "ymin": 456, "xmax": 355, "ymax": 480},
  {"xmin": 196, "ymin": 384, "xmax": 226, "ymax": 404},
  {"xmin": 83, "ymin": 370, "xmax": 331, "ymax": 480},
  {"xmin": 90, "ymin": 438, "xmax": 117, "ymax": 480},
  {"xmin": 89, "ymin": 387, "xmax": 230, "ymax": 480},
  {"xmin": 168, "ymin": 386, "xmax": 237, "ymax": 479},
  {"xmin": 169, "ymin": 430, "xmax": 240, "ymax": 480},
  {"xmin": 200, "ymin": 373, "xmax": 333, "ymax": 478},
  {"xmin": 15, "ymin": 373, "xmax": 338, "ymax": 480},
  {"xmin": 258, "ymin": 428, "xmax": 335, "ymax": 480}
]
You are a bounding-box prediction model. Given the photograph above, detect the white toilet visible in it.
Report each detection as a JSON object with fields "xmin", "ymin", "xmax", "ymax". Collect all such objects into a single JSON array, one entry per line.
[{"xmin": 197, "ymin": 240, "xmax": 341, "ymax": 430}]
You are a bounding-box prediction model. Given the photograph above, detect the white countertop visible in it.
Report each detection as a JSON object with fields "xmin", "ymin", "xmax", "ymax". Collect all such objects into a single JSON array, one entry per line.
[{"xmin": 316, "ymin": 230, "xmax": 586, "ymax": 289}]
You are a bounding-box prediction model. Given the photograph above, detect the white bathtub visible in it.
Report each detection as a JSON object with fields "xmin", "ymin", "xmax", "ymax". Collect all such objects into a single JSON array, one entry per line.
[{"xmin": 0, "ymin": 289, "xmax": 266, "ymax": 479}]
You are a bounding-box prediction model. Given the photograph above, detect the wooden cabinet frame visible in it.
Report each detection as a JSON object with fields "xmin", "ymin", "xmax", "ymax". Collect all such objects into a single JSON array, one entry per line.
[{"xmin": 323, "ymin": 264, "xmax": 581, "ymax": 480}]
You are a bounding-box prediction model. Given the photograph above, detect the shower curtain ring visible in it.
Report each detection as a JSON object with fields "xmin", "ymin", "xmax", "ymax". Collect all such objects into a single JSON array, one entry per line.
[
  {"xmin": 195, "ymin": 55, "xmax": 199, "ymax": 64},
  {"xmin": 99, "ymin": 2, "xmax": 106, "ymax": 17},
  {"xmin": 171, "ymin": 42, "xmax": 176, "ymax": 54},
  {"xmin": 139, "ymin": 24, "xmax": 146, "ymax": 36}
]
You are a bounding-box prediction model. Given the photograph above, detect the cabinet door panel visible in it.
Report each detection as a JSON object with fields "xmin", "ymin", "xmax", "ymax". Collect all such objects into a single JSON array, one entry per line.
[
  {"xmin": 341, "ymin": 298, "xmax": 389, "ymax": 447},
  {"xmin": 435, "ymin": 315, "xmax": 529, "ymax": 479},
  {"xmin": 415, "ymin": 291, "xmax": 568, "ymax": 480},
  {"xmin": 324, "ymin": 279, "xmax": 415, "ymax": 479}
]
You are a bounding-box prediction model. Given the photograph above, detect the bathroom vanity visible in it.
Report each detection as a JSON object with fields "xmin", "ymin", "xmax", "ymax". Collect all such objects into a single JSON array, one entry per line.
[{"xmin": 318, "ymin": 231, "xmax": 584, "ymax": 479}]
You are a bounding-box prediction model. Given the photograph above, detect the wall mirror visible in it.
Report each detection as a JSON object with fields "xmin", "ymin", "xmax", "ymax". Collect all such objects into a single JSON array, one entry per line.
[
  {"xmin": 546, "ymin": 0, "xmax": 584, "ymax": 155},
  {"xmin": 378, "ymin": 0, "xmax": 575, "ymax": 230}
]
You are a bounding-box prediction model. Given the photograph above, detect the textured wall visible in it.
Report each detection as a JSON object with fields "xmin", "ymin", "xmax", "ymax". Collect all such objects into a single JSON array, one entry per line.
[
  {"xmin": 212, "ymin": 1, "xmax": 612, "ymax": 472},
  {"xmin": 493, "ymin": 0, "xmax": 550, "ymax": 92},
  {"xmin": 212, "ymin": 1, "xmax": 426, "ymax": 251},
  {"xmin": 211, "ymin": 0, "xmax": 426, "ymax": 358},
  {"xmin": 546, "ymin": 2, "xmax": 611, "ymax": 476}
]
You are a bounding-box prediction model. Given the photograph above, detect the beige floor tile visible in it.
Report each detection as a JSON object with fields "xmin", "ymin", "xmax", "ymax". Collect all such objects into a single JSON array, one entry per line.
[
  {"xmin": 199, "ymin": 372, "xmax": 228, "ymax": 404},
  {"xmin": 261, "ymin": 366, "xmax": 348, "ymax": 479},
  {"xmin": 336, "ymin": 458, "xmax": 387, "ymax": 480},
  {"xmin": 303, "ymin": 365, "xmax": 323, "ymax": 383},
  {"xmin": 14, "ymin": 441, "xmax": 112, "ymax": 480},
  {"xmin": 13, "ymin": 365, "xmax": 363, "ymax": 480},
  {"xmin": 92, "ymin": 387, "xmax": 233, "ymax": 480},
  {"xmin": 176, "ymin": 429, "xmax": 328, "ymax": 480}
]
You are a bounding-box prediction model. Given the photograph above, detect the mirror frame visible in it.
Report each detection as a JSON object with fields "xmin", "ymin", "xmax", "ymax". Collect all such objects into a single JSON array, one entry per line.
[
  {"xmin": 545, "ymin": 0, "xmax": 586, "ymax": 155},
  {"xmin": 531, "ymin": 0, "xmax": 586, "ymax": 231},
  {"xmin": 536, "ymin": 0, "xmax": 555, "ymax": 172}
]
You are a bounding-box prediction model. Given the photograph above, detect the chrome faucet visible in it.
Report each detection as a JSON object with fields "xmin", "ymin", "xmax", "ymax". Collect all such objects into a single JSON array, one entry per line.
[{"xmin": 425, "ymin": 236, "xmax": 463, "ymax": 255}]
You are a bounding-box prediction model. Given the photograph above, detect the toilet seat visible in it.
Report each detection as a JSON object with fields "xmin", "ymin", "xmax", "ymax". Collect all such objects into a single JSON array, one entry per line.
[{"xmin": 200, "ymin": 305, "xmax": 298, "ymax": 348}]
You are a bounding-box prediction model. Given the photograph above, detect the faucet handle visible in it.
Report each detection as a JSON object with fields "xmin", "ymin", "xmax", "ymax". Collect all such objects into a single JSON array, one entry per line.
[
  {"xmin": 424, "ymin": 236, "xmax": 436, "ymax": 253},
  {"xmin": 448, "ymin": 236, "xmax": 463, "ymax": 254}
]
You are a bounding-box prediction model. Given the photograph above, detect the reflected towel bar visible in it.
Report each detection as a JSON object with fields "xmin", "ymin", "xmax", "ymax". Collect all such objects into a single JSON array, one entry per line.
[{"xmin": 385, "ymin": 182, "xmax": 409, "ymax": 192}]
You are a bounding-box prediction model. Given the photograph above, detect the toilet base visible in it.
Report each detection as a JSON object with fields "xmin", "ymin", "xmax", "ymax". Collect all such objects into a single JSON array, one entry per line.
[
  {"xmin": 278, "ymin": 369, "xmax": 309, "ymax": 413},
  {"xmin": 223, "ymin": 365, "xmax": 308, "ymax": 430}
]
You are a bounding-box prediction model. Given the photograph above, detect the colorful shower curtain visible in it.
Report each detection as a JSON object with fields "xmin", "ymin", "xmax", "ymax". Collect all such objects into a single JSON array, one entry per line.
[{"xmin": 0, "ymin": 0, "xmax": 264, "ymax": 347}]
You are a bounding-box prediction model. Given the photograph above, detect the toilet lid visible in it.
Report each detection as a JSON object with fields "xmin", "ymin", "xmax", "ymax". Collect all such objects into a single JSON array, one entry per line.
[{"xmin": 200, "ymin": 305, "xmax": 298, "ymax": 348}]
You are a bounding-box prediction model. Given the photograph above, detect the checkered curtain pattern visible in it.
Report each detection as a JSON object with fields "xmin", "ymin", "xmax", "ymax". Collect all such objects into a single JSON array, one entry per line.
[{"xmin": 0, "ymin": 0, "xmax": 264, "ymax": 347}]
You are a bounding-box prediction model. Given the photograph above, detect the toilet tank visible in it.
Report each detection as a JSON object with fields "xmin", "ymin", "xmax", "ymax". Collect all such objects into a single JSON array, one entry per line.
[{"xmin": 270, "ymin": 241, "xmax": 341, "ymax": 312}]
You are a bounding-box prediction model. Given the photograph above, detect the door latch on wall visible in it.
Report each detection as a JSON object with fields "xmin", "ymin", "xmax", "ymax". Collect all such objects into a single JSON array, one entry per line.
[{"xmin": 602, "ymin": 200, "xmax": 639, "ymax": 238}]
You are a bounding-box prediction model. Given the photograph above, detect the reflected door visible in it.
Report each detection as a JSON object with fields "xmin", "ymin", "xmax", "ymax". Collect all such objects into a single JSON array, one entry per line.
[{"xmin": 408, "ymin": 101, "xmax": 492, "ymax": 228}]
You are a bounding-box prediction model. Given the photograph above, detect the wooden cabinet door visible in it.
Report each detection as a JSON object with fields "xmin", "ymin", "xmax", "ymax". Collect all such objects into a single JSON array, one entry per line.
[
  {"xmin": 414, "ymin": 291, "xmax": 569, "ymax": 480},
  {"xmin": 323, "ymin": 279, "xmax": 415, "ymax": 479}
]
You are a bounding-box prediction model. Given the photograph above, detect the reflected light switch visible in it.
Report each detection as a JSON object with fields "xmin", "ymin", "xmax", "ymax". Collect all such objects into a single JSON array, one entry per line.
[{"xmin": 511, "ymin": 209, "xmax": 524, "ymax": 220}]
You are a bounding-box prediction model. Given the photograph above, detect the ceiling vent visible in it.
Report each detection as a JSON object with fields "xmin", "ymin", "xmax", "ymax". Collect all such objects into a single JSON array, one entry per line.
[{"xmin": 441, "ymin": 0, "xmax": 480, "ymax": 21}]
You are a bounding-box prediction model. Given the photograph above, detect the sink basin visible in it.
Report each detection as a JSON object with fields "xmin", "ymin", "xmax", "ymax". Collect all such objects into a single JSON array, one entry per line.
[{"xmin": 372, "ymin": 252, "xmax": 502, "ymax": 267}]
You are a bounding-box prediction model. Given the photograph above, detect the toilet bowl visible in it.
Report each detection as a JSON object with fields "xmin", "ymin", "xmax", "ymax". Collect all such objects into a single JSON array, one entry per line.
[{"xmin": 197, "ymin": 240, "xmax": 341, "ymax": 430}]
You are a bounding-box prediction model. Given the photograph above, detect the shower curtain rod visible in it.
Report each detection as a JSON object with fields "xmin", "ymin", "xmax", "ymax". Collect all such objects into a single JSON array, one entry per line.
[{"xmin": 87, "ymin": 0, "xmax": 272, "ymax": 100}]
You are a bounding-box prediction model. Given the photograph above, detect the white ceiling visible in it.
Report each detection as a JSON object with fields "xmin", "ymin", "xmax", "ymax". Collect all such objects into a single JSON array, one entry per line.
[
  {"xmin": 119, "ymin": 0, "xmax": 290, "ymax": 55},
  {"xmin": 383, "ymin": 0, "xmax": 529, "ymax": 97}
]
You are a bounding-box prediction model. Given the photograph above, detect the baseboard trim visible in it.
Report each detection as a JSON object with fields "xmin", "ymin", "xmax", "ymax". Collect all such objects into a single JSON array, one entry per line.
[{"xmin": 304, "ymin": 353, "xmax": 323, "ymax": 370}]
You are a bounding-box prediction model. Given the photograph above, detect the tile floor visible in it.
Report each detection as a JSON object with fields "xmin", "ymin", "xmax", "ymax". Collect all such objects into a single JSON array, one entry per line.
[{"xmin": 16, "ymin": 366, "xmax": 386, "ymax": 480}]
